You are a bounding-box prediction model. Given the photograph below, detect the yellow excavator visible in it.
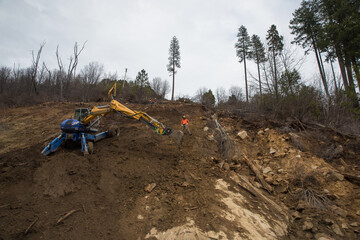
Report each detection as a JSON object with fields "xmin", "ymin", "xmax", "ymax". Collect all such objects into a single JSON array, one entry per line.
[{"xmin": 42, "ymin": 83, "xmax": 173, "ymax": 155}]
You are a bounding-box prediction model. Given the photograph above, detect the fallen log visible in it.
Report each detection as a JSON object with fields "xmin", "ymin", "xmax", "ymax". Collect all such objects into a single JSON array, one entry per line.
[
  {"xmin": 242, "ymin": 154, "xmax": 273, "ymax": 193},
  {"xmin": 343, "ymin": 173, "xmax": 360, "ymax": 185},
  {"xmin": 56, "ymin": 209, "xmax": 81, "ymax": 225},
  {"xmin": 229, "ymin": 172, "xmax": 289, "ymax": 222}
]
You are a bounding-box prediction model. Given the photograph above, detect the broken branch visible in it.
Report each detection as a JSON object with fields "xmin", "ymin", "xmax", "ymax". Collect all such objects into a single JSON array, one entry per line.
[
  {"xmin": 56, "ymin": 209, "xmax": 81, "ymax": 225},
  {"xmin": 24, "ymin": 217, "xmax": 39, "ymax": 235}
]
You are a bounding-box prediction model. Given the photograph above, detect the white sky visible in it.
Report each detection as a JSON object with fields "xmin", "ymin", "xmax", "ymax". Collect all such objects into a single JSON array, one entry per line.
[{"xmin": 1, "ymin": 0, "xmax": 323, "ymax": 98}]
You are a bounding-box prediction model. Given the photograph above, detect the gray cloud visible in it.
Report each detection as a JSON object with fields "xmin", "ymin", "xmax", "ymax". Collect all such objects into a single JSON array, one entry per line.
[{"xmin": 0, "ymin": 0, "xmax": 306, "ymax": 97}]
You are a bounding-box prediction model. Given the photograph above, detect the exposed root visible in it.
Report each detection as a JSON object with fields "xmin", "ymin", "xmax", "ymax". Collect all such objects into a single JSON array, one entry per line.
[{"xmin": 299, "ymin": 188, "xmax": 330, "ymax": 210}]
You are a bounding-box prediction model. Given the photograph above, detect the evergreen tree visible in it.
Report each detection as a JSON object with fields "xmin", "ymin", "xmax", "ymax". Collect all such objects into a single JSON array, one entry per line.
[
  {"xmin": 201, "ymin": 89, "xmax": 215, "ymax": 107},
  {"xmin": 134, "ymin": 69, "xmax": 150, "ymax": 101},
  {"xmin": 235, "ymin": 25, "xmax": 251, "ymax": 102},
  {"xmin": 250, "ymin": 34, "xmax": 267, "ymax": 97},
  {"xmin": 290, "ymin": 0, "xmax": 330, "ymax": 98},
  {"xmin": 167, "ymin": 36, "xmax": 181, "ymax": 101},
  {"xmin": 266, "ymin": 24, "xmax": 284, "ymax": 98},
  {"xmin": 319, "ymin": 0, "xmax": 360, "ymax": 94},
  {"xmin": 135, "ymin": 69, "xmax": 149, "ymax": 88}
]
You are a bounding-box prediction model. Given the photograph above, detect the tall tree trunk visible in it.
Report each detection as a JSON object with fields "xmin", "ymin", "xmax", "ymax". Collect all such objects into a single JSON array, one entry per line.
[
  {"xmin": 344, "ymin": 55, "xmax": 355, "ymax": 91},
  {"xmin": 336, "ymin": 49, "xmax": 349, "ymax": 90},
  {"xmin": 318, "ymin": 51, "xmax": 330, "ymax": 98},
  {"xmin": 311, "ymin": 36, "xmax": 329, "ymax": 98},
  {"xmin": 330, "ymin": 60, "xmax": 338, "ymax": 92},
  {"xmin": 272, "ymin": 48, "xmax": 278, "ymax": 99},
  {"xmin": 244, "ymin": 55, "xmax": 248, "ymax": 102},
  {"xmin": 243, "ymin": 41, "xmax": 248, "ymax": 102},
  {"xmin": 257, "ymin": 61, "xmax": 262, "ymax": 97},
  {"xmin": 171, "ymin": 60, "xmax": 175, "ymax": 101},
  {"xmin": 352, "ymin": 58, "xmax": 360, "ymax": 93}
]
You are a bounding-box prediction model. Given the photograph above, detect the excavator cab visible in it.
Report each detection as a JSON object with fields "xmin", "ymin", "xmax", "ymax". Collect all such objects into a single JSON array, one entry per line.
[{"xmin": 74, "ymin": 108, "xmax": 90, "ymax": 121}]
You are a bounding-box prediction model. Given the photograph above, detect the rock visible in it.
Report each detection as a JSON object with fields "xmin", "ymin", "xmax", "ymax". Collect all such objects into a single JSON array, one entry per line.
[
  {"xmin": 330, "ymin": 206, "xmax": 348, "ymax": 217},
  {"xmin": 145, "ymin": 183, "xmax": 157, "ymax": 193},
  {"xmin": 305, "ymin": 232, "xmax": 313, "ymax": 239},
  {"xmin": 341, "ymin": 222, "xmax": 348, "ymax": 230},
  {"xmin": 264, "ymin": 128, "xmax": 270, "ymax": 132},
  {"xmin": 323, "ymin": 189, "xmax": 329, "ymax": 194},
  {"xmin": 332, "ymin": 223, "xmax": 344, "ymax": 236},
  {"xmin": 292, "ymin": 211, "xmax": 301, "ymax": 220},
  {"xmin": 182, "ymin": 182, "xmax": 190, "ymax": 187},
  {"xmin": 356, "ymin": 210, "xmax": 360, "ymax": 216},
  {"xmin": 203, "ymin": 126, "xmax": 209, "ymax": 132},
  {"xmin": 137, "ymin": 214, "xmax": 144, "ymax": 220},
  {"xmin": 350, "ymin": 222, "xmax": 359, "ymax": 227},
  {"xmin": 207, "ymin": 134, "xmax": 215, "ymax": 141},
  {"xmin": 288, "ymin": 148, "xmax": 296, "ymax": 153},
  {"xmin": 237, "ymin": 130, "xmax": 248, "ymax": 140},
  {"xmin": 277, "ymin": 169, "xmax": 284, "ymax": 173},
  {"xmin": 328, "ymin": 171, "xmax": 344, "ymax": 181},
  {"xmin": 296, "ymin": 154, "xmax": 301, "ymax": 158},
  {"xmin": 303, "ymin": 221, "xmax": 313, "ymax": 231},
  {"xmin": 315, "ymin": 233, "xmax": 334, "ymax": 240},
  {"xmin": 324, "ymin": 218, "xmax": 334, "ymax": 225},
  {"xmin": 276, "ymin": 152, "xmax": 286, "ymax": 158},
  {"xmin": 275, "ymin": 183, "xmax": 288, "ymax": 193},
  {"xmin": 265, "ymin": 175, "xmax": 273, "ymax": 184},
  {"xmin": 269, "ymin": 147, "xmax": 276, "ymax": 154},
  {"xmin": 257, "ymin": 130, "xmax": 264, "ymax": 135},
  {"xmin": 223, "ymin": 163, "xmax": 230, "ymax": 171},
  {"xmin": 263, "ymin": 167, "xmax": 272, "ymax": 174},
  {"xmin": 296, "ymin": 200, "xmax": 306, "ymax": 212}
]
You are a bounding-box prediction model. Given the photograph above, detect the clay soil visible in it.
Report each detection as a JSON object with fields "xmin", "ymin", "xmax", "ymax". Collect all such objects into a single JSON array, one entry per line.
[{"xmin": 0, "ymin": 101, "xmax": 360, "ymax": 240}]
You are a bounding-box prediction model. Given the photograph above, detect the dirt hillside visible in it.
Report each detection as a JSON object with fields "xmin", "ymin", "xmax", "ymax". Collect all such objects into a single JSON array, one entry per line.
[{"xmin": 0, "ymin": 101, "xmax": 359, "ymax": 240}]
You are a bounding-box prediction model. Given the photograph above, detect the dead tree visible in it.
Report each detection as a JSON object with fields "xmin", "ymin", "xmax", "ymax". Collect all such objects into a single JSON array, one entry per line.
[
  {"xmin": 31, "ymin": 42, "xmax": 46, "ymax": 95},
  {"xmin": 56, "ymin": 41, "xmax": 87, "ymax": 100}
]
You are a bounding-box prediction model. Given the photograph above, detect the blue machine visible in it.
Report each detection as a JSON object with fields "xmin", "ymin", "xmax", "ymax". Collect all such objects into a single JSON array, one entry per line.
[{"xmin": 42, "ymin": 118, "xmax": 109, "ymax": 156}]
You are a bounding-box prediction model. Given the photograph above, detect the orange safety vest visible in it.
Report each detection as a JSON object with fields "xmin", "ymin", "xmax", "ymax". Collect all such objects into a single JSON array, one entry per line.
[{"xmin": 181, "ymin": 118, "xmax": 189, "ymax": 125}]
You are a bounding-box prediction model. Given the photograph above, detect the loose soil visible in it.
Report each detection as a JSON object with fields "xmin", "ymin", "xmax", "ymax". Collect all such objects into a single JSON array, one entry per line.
[{"xmin": 0, "ymin": 101, "xmax": 359, "ymax": 239}]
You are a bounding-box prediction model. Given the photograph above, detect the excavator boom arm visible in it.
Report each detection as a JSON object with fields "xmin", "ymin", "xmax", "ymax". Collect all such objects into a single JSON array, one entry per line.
[{"xmin": 82, "ymin": 99, "xmax": 172, "ymax": 135}]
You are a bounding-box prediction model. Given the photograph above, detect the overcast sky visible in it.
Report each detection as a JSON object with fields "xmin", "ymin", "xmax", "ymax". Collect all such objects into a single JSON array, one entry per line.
[{"xmin": 1, "ymin": 0, "xmax": 315, "ymax": 98}]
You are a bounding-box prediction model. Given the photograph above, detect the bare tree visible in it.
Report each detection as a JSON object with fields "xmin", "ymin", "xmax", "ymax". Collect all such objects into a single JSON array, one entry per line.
[
  {"xmin": 229, "ymin": 86, "xmax": 243, "ymax": 101},
  {"xmin": 31, "ymin": 41, "xmax": 46, "ymax": 95},
  {"xmin": 215, "ymin": 87, "xmax": 227, "ymax": 105},
  {"xmin": 56, "ymin": 41, "xmax": 87, "ymax": 100},
  {"xmin": 160, "ymin": 79, "xmax": 171, "ymax": 99},
  {"xmin": 151, "ymin": 77, "xmax": 162, "ymax": 96},
  {"xmin": 80, "ymin": 62, "xmax": 104, "ymax": 101}
]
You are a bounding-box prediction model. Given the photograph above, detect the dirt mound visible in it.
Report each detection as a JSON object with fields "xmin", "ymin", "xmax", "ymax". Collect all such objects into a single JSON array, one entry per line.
[{"xmin": 0, "ymin": 102, "xmax": 359, "ymax": 239}]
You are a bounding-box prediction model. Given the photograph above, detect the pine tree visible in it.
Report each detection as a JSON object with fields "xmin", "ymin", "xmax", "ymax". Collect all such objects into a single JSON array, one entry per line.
[
  {"xmin": 235, "ymin": 25, "xmax": 251, "ymax": 102},
  {"xmin": 134, "ymin": 69, "xmax": 149, "ymax": 101},
  {"xmin": 319, "ymin": 0, "xmax": 360, "ymax": 94},
  {"xmin": 167, "ymin": 36, "xmax": 181, "ymax": 101},
  {"xmin": 250, "ymin": 35, "xmax": 266, "ymax": 97},
  {"xmin": 135, "ymin": 69, "xmax": 149, "ymax": 88},
  {"xmin": 290, "ymin": 0, "xmax": 330, "ymax": 98},
  {"xmin": 266, "ymin": 24, "xmax": 284, "ymax": 98}
]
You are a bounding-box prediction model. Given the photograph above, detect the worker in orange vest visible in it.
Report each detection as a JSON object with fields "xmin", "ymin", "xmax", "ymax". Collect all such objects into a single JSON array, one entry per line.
[{"xmin": 181, "ymin": 115, "xmax": 191, "ymax": 135}]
